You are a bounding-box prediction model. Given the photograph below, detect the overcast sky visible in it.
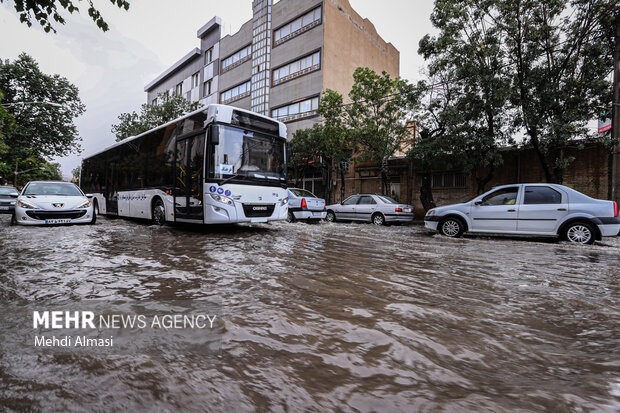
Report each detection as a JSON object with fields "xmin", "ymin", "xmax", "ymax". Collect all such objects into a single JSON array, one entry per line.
[{"xmin": 0, "ymin": 0, "xmax": 436, "ymax": 178}]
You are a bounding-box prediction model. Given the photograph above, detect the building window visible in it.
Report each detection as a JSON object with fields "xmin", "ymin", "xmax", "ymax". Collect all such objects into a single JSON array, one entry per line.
[
  {"xmin": 203, "ymin": 80, "xmax": 212, "ymax": 96},
  {"xmin": 191, "ymin": 72, "xmax": 200, "ymax": 89},
  {"xmin": 221, "ymin": 44, "xmax": 252, "ymax": 73},
  {"xmin": 271, "ymin": 96, "xmax": 320, "ymax": 123},
  {"xmin": 175, "ymin": 82, "xmax": 183, "ymax": 96},
  {"xmin": 431, "ymin": 172, "xmax": 467, "ymax": 189},
  {"xmin": 274, "ymin": 6, "xmax": 321, "ymax": 47},
  {"xmin": 204, "ymin": 47, "xmax": 213, "ymax": 65},
  {"xmin": 220, "ymin": 80, "xmax": 251, "ymax": 104},
  {"xmin": 273, "ymin": 51, "xmax": 320, "ymax": 86},
  {"xmin": 152, "ymin": 98, "xmax": 158, "ymax": 105}
]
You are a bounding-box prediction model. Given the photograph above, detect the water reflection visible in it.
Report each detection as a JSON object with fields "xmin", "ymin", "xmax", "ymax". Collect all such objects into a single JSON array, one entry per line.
[{"xmin": 0, "ymin": 215, "xmax": 619, "ymax": 411}]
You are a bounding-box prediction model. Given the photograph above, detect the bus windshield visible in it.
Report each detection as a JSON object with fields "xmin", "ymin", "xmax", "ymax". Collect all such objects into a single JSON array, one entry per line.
[{"xmin": 208, "ymin": 124, "xmax": 285, "ymax": 182}]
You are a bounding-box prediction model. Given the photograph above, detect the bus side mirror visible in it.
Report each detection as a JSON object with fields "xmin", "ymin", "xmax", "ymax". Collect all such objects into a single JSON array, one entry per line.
[{"xmin": 208, "ymin": 128, "xmax": 219, "ymax": 145}]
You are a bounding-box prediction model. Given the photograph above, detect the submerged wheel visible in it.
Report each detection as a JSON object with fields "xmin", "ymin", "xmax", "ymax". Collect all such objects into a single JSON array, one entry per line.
[
  {"xmin": 90, "ymin": 200, "xmax": 98, "ymax": 225},
  {"xmin": 563, "ymin": 222, "xmax": 595, "ymax": 244},
  {"xmin": 325, "ymin": 210, "xmax": 336, "ymax": 223},
  {"xmin": 287, "ymin": 210, "xmax": 295, "ymax": 223},
  {"xmin": 440, "ymin": 217, "xmax": 464, "ymax": 238},
  {"xmin": 152, "ymin": 199, "xmax": 166, "ymax": 226},
  {"xmin": 372, "ymin": 213, "xmax": 386, "ymax": 226}
]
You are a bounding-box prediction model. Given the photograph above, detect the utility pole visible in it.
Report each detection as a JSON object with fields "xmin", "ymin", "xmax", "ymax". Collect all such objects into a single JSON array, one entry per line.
[{"xmin": 613, "ymin": 8, "xmax": 620, "ymax": 203}]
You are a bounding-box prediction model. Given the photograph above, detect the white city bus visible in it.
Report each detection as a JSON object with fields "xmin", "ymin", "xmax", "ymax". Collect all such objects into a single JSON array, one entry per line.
[{"xmin": 80, "ymin": 104, "xmax": 289, "ymax": 225}]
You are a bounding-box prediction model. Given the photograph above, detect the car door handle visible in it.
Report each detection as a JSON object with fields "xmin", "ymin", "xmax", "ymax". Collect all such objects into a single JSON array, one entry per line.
[
  {"xmin": 507, "ymin": 209, "xmax": 516, "ymax": 212},
  {"xmin": 557, "ymin": 208, "xmax": 567, "ymax": 211}
]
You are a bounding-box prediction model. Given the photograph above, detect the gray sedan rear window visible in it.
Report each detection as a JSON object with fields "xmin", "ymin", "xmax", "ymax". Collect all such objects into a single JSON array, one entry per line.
[{"xmin": 524, "ymin": 186, "xmax": 562, "ymax": 204}]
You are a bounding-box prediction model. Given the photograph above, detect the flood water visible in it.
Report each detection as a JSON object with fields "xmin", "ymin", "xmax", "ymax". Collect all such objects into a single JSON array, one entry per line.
[{"xmin": 0, "ymin": 215, "xmax": 619, "ymax": 412}]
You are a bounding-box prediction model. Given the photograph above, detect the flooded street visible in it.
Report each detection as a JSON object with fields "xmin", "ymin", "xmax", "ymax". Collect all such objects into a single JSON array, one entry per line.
[{"xmin": 0, "ymin": 215, "xmax": 619, "ymax": 412}]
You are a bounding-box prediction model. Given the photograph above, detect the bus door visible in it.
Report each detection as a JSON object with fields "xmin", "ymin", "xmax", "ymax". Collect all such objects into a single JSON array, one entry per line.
[
  {"xmin": 106, "ymin": 159, "xmax": 119, "ymax": 214},
  {"xmin": 174, "ymin": 129, "xmax": 206, "ymax": 222}
]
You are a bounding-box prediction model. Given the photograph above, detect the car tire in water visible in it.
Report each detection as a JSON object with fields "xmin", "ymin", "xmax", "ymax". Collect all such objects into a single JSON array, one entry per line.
[
  {"xmin": 325, "ymin": 210, "xmax": 336, "ymax": 223},
  {"xmin": 89, "ymin": 200, "xmax": 98, "ymax": 225},
  {"xmin": 372, "ymin": 213, "xmax": 386, "ymax": 226},
  {"xmin": 563, "ymin": 222, "xmax": 595, "ymax": 245},
  {"xmin": 152, "ymin": 199, "xmax": 166, "ymax": 226},
  {"xmin": 439, "ymin": 217, "xmax": 464, "ymax": 238},
  {"xmin": 287, "ymin": 211, "xmax": 295, "ymax": 223}
]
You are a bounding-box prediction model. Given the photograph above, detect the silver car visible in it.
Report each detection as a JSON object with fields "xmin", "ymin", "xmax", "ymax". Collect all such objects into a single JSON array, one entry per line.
[
  {"xmin": 0, "ymin": 186, "xmax": 19, "ymax": 214},
  {"xmin": 424, "ymin": 183, "xmax": 620, "ymax": 244},
  {"xmin": 286, "ymin": 188, "xmax": 326, "ymax": 222},
  {"xmin": 12, "ymin": 181, "xmax": 96, "ymax": 226},
  {"xmin": 325, "ymin": 194, "xmax": 414, "ymax": 225}
]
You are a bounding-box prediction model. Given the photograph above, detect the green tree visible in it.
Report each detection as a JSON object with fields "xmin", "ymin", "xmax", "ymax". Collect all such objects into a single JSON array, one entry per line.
[
  {"xmin": 406, "ymin": 74, "xmax": 456, "ymax": 211},
  {"xmin": 318, "ymin": 89, "xmax": 353, "ymax": 202},
  {"xmin": 290, "ymin": 124, "xmax": 326, "ymax": 189},
  {"xmin": 455, "ymin": 0, "xmax": 615, "ymax": 184},
  {"xmin": 346, "ymin": 68, "xmax": 415, "ymax": 195},
  {"xmin": 72, "ymin": 165, "xmax": 81, "ymax": 181},
  {"xmin": 1, "ymin": 0, "xmax": 130, "ymax": 33},
  {"xmin": 111, "ymin": 93, "xmax": 201, "ymax": 141},
  {"xmin": 418, "ymin": 0, "xmax": 514, "ymax": 194},
  {"xmin": 0, "ymin": 90, "xmax": 15, "ymax": 177},
  {"xmin": 0, "ymin": 53, "xmax": 85, "ymax": 184}
]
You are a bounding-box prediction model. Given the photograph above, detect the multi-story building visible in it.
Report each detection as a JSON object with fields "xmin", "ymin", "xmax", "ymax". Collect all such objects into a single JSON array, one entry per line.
[{"xmin": 144, "ymin": 0, "xmax": 399, "ymax": 142}]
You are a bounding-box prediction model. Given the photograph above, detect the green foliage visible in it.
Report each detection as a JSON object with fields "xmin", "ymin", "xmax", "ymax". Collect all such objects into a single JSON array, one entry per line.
[
  {"xmin": 412, "ymin": 0, "xmax": 516, "ymax": 195},
  {"xmin": 72, "ymin": 165, "xmax": 81, "ymax": 180},
  {"xmin": 0, "ymin": 90, "xmax": 15, "ymax": 171},
  {"xmin": 111, "ymin": 93, "xmax": 201, "ymax": 142},
  {"xmin": 289, "ymin": 89, "xmax": 355, "ymax": 202},
  {"xmin": 1, "ymin": 0, "xmax": 131, "ymax": 33},
  {"xmin": 423, "ymin": 0, "xmax": 615, "ymax": 184},
  {"xmin": 0, "ymin": 53, "xmax": 85, "ymax": 185},
  {"xmin": 345, "ymin": 68, "xmax": 417, "ymax": 194}
]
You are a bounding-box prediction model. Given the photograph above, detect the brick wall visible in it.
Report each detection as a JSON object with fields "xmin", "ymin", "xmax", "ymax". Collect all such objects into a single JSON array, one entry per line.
[{"xmin": 336, "ymin": 143, "xmax": 612, "ymax": 214}]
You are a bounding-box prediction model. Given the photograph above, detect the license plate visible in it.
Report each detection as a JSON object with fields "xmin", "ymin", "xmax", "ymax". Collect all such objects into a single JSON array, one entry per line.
[
  {"xmin": 45, "ymin": 219, "xmax": 72, "ymax": 224},
  {"xmin": 313, "ymin": 212, "xmax": 322, "ymax": 216},
  {"xmin": 404, "ymin": 208, "xmax": 412, "ymax": 213},
  {"xmin": 0, "ymin": 206, "xmax": 8, "ymax": 210}
]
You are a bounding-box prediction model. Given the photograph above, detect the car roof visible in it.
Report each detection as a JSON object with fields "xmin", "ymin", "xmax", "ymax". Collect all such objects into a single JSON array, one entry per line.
[{"xmin": 25, "ymin": 181, "xmax": 74, "ymax": 184}]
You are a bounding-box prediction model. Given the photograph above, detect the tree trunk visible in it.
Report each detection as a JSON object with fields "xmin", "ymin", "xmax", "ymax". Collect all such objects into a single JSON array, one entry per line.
[
  {"xmin": 340, "ymin": 166, "xmax": 346, "ymax": 203},
  {"xmin": 420, "ymin": 171, "xmax": 436, "ymax": 211},
  {"xmin": 476, "ymin": 164, "xmax": 495, "ymax": 194},
  {"xmin": 529, "ymin": 128, "xmax": 555, "ymax": 182}
]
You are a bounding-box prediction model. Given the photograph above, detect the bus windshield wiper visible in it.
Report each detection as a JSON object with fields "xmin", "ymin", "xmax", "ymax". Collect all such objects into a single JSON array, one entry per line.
[{"xmin": 219, "ymin": 174, "xmax": 245, "ymax": 186}]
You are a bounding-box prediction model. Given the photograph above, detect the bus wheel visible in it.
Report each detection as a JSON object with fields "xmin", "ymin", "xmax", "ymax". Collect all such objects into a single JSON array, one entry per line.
[{"xmin": 152, "ymin": 199, "xmax": 166, "ymax": 226}]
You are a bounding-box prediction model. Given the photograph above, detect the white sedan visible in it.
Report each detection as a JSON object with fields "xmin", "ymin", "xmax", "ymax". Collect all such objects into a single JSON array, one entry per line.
[
  {"xmin": 286, "ymin": 188, "xmax": 326, "ymax": 222},
  {"xmin": 424, "ymin": 183, "xmax": 619, "ymax": 244},
  {"xmin": 12, "ymin": 181, "xmax": 96, "ymax": 226}
]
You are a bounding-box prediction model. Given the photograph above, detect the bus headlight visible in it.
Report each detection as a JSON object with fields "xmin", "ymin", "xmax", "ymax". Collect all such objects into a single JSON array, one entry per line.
[
  {"xmin": 281, "ymin": 197, "xmax": 289, "ymax": 206},
  {"xmin": 210, "ymin": 194, "xmax": 234, "ymax": 206}
]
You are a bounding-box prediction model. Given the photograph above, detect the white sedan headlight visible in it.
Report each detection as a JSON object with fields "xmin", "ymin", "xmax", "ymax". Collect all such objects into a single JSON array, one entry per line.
[
  {"xmin": 17, "ymin": 200, "xmax": 40, "ymax": 209},
  {"xmin": 77, "ymin": 200, "xmax": 91, "ymax": 209},
  {"xmin": 426, "ymin": 209, "xmax": 436, "ymax": 217}
]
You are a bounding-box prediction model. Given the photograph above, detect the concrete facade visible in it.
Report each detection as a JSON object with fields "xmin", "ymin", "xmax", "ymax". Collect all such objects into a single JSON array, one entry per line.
[{"xmin": 144, "ymin": 0, "xmax": 399, "ymax": 140}]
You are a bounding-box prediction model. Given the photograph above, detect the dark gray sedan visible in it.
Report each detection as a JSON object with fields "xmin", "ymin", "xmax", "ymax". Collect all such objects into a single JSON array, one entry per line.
[
  {"xmin": 0, "ymin": 186, "xmax": 19, "ymax": 214},
  {"xmin": 325, "ymin": 194, "xmax": 414, "ymax": 225}
]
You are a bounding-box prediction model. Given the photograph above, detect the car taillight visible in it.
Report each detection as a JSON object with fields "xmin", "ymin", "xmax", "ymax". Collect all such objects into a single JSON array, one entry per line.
[
  {"xmin": 614, "ymin": 201, "xmax": 618, "ymax": 217},
  {"xmin": 395, "ymin": 208, "xmax": 403, "ymax": 212},
  {"xmin": 301, "ymin": 198, "xmax": 307, "ymax": 209}
]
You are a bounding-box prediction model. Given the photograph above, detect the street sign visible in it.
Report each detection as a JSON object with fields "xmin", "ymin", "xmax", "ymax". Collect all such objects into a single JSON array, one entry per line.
[{"xmin": 598, "ymin": 118, "xmax": 611, "ymax": 133}]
